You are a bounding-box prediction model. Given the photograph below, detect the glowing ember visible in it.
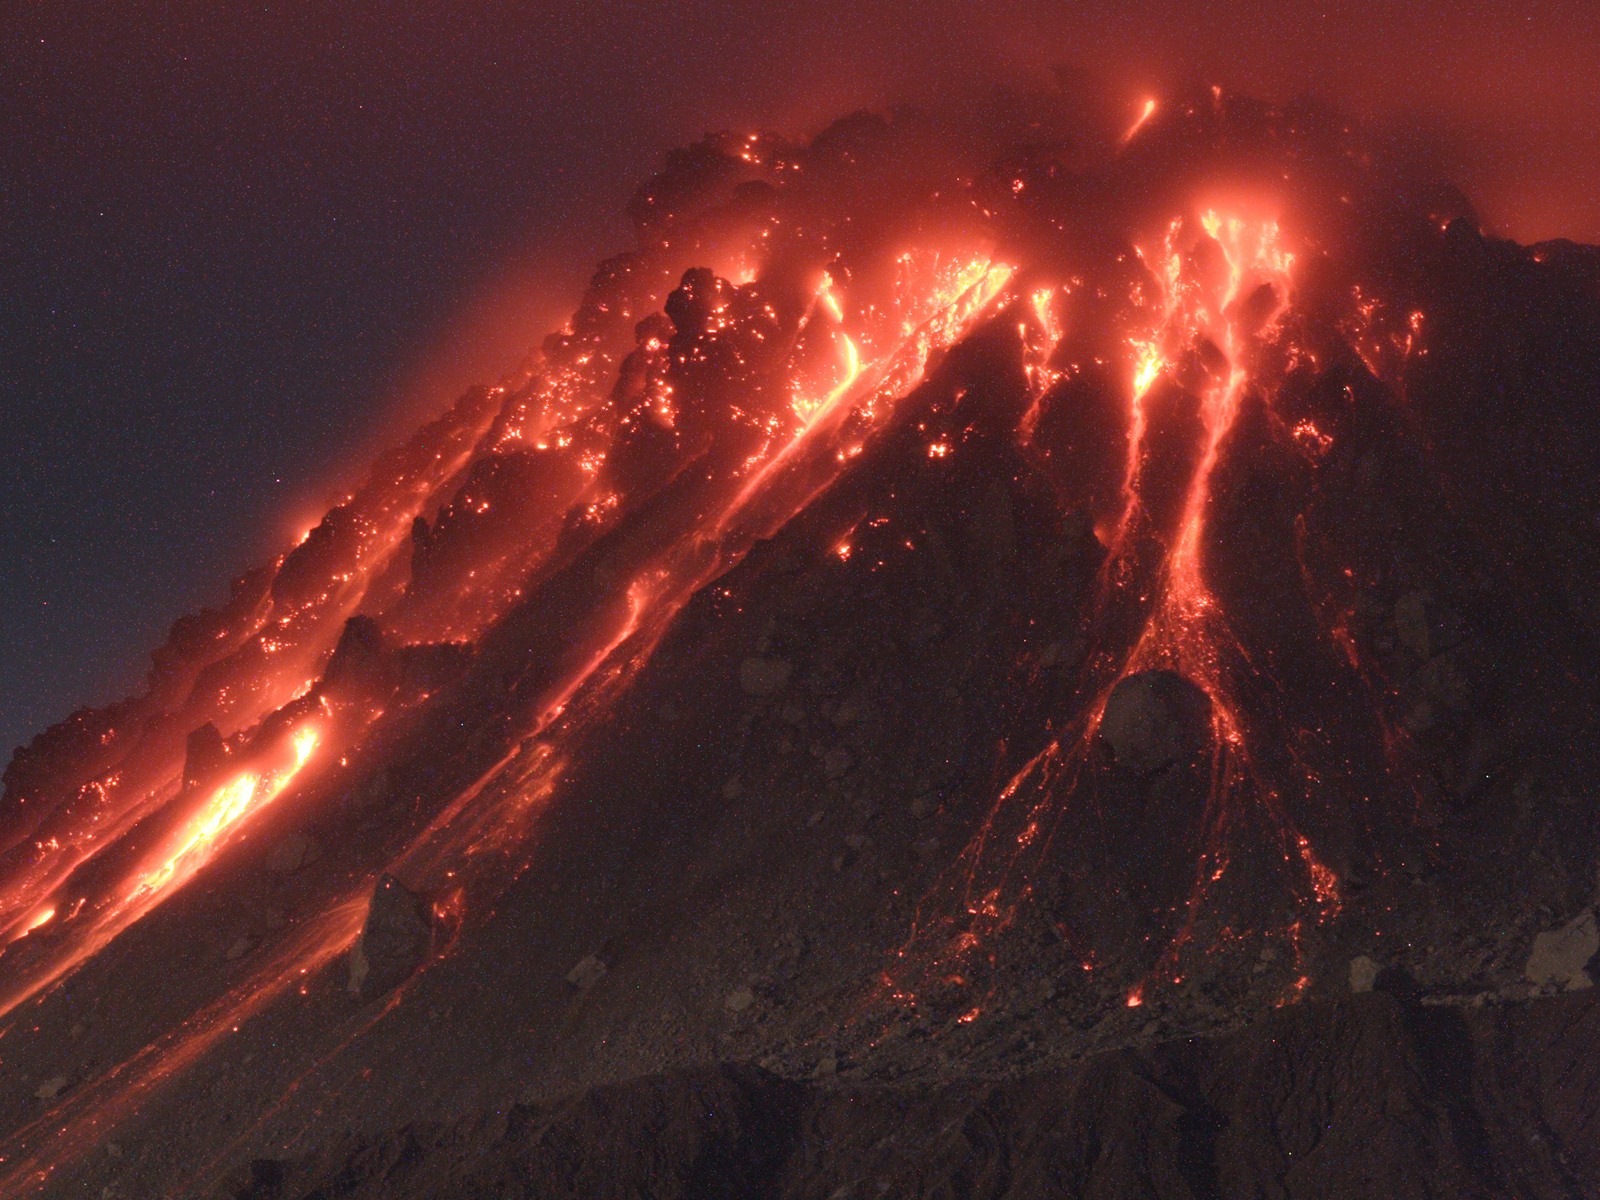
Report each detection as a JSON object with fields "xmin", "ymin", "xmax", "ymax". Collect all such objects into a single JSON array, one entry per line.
[{"xmin": 1121, "ymin": 97, "xmax": 1159, "ymax": 146}]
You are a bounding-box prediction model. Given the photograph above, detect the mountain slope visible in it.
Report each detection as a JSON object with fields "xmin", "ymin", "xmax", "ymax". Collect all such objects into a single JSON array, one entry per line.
[{"xmin": 0, "ymin": 91, "xmax": 1596, "ymax": 1197}]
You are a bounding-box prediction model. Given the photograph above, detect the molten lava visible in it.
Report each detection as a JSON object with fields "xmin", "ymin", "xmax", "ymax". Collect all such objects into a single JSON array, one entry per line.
[
  {"xmin": 1120, "ymin": 97, "xmax": 1159, "ymax": 146},
  {"xmin": 0, "ymin": 91, "xmax": 1577, "ymax": 1195},
  {"xmin": 132, "ymin": 725, "xmax": 319, "ymax": 902}
]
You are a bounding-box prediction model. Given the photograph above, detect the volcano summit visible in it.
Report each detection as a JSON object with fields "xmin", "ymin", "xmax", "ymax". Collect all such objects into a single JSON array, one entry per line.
[{"xmin": 2, "ymin": 91, "xmax": 1598, "ymax": 1199}]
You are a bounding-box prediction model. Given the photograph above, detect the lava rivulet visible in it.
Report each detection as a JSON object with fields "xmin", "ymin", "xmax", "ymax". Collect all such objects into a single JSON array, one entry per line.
[
  {"xmin": 882, "ymin": 205, "xmax": 1379, "ymax": 1011},
  {"xmin": 0, "ymin": 389, "xmax": 498, "ymax": 959},
  {"xmin": 131, "ymin": 725, "xmax": 321, "ymax": 901}
]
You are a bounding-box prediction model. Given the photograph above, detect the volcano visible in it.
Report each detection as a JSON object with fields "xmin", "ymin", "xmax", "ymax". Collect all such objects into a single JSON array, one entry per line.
[{"xmin": 2, "ymin": 90, "xmax": 1599, "ymax": 1199}]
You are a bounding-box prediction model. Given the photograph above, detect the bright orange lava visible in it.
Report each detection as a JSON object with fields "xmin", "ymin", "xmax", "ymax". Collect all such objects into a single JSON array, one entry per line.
[
  {"xmin": 1121, "ymin": 97, "xmax": 1159, "ymax": 146},
  {"xmin": 132, "ymin": 726, "xmax": 319, "ymax": 901},
  {"xmin": 878, "ymin": 204, "xmax": 1356, "ymax": 1023}
]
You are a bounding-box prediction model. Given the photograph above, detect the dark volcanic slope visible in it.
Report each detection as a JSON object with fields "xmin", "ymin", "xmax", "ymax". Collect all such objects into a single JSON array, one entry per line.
[
  {"xmin": 237, "ymin": 991, "xmax": 1600, "ymax": 1200},
  {"xmin": 0, "ymin": 92, "xmax": 1597, "ymax": 1198}
]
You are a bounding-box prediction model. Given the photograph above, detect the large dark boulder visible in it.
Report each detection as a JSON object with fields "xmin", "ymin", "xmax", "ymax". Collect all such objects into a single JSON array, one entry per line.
[
  {"xmin": 1098, "ymin": 670, "xmax": 1214, "ymax": 776},
  {"xmin": 347, "ymin": 874, "xmax": 434, "ymax": 1001},
  {"xmin": 321, "ymin": 617, "xmax": 391, "ymax": 696}
]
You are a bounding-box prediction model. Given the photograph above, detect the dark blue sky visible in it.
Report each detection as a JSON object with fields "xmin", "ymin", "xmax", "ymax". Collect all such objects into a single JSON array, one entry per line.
[{"xmin": 4, "ymin": 1, "xmax": 1597, "ymax": 760}]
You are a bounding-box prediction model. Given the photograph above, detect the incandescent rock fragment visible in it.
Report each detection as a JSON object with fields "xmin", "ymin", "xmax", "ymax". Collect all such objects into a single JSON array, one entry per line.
[
  {"xmin": 1098, "ymin": 669, "xmax": 1213, "ymax": 776},
  {"xmin": 347, "ymin": 874, "xmax": 434, "ymax": 1000}
]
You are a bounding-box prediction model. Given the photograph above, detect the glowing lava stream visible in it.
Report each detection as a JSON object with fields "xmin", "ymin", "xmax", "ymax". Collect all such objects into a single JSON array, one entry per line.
[
  {"xmin": 887, "ymin": 210, "xmax": 1341, "ymax": 1008},
  {"xmin": 1120, "ymin": 97, "xmax": 1159, "ymax": 147},
  {"xmin": 1100, "ymin": 213, "xmax": 1315, "ymax": 882},
  {"xmin": 1122, "ymin": 212, "xmax": 1292, "ymax": 668},
  {"xmin": 133, "ymin": 726, "xmax": 320, "ymax": 901},
  {"xmin": 0, "ymin": 254, "xmax": 1019, "ymax": 1196},
  {"xmin": 721, "ymin": 263, "xmax": 1010, "ymax": 539},
  {"xmin": 0, "ymin": 724, "xmax": 323, "ymax": 1026},
  {"xmin": 412, "ymin": 260, "xmax": 1015, "ymax": 876},
  {"xmin": 0, "ymin": 399, "xmax": 495, "ymax": 956}
]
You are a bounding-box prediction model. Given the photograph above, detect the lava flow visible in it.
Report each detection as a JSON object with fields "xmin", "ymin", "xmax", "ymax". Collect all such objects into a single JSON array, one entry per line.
[
  {"xmin": 881, "ymin": 205, "xmax": 1342, "ymax": 1011},
  {"xmin": 0, "ymin": 722, "xmax": 322, "ymax": 1025},
  {"xmin": 4, "ymin": 89, "xmax": 1593, "ymax": 1197}
]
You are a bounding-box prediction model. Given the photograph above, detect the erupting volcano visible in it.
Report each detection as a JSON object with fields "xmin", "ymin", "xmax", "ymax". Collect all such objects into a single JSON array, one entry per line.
[{"xmin": 4, "ymin": 89, "xmax": 1600, "ymax": 1199}]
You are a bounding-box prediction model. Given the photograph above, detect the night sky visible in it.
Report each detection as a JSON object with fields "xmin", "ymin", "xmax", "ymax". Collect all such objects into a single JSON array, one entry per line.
[{"xmin": 4, "ymin": 1, "xmax": 1598, "ymax": 760}]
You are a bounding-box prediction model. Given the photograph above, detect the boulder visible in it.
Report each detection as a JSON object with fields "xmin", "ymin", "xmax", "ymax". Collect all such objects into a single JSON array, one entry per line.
[
  {"xmin": 34, "ymin": 1075, "xmax": 70, "ymax": 1101},
  {"xmin": 1393, "ymin": 591, "xmax": 1466, "ymax": 662},
  {"xmin": 566, "ymin": 954, "xmax": 609, "ymax": 992},
  {"xmin": 1347, "ymin": 955, "xmax": 1421, "ymax": 1000},
  {"xmin": 321, "ymin": 616, "xmax": 396, "ymax": 708},
  {"xmin": 264, "ymin": 832, "xmax": 321, "ymax": 875},
  {"xmin": 347, "ymin": 875, "xmax": 434, "ymax": 1000},
  {"xmin": 1350, "ymin": 955, "xmax": 1381, "ymax": 994},
  {"xmin": 1402, "ymin": 650, "xmax": 1475, "ymax": 737},
  {"xmin": 1525, "ymin": 909, "xmax": 1597, "ymax": 990},
  {"xmin": 226, "ymin": 935, "xmax": 258, "ymax": 961},
  {"xmin": 1098, "ymin": 670, "xmax": 1213, "ymax": 776}
]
